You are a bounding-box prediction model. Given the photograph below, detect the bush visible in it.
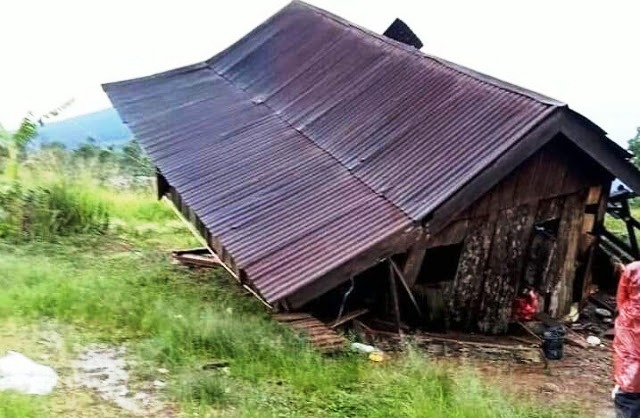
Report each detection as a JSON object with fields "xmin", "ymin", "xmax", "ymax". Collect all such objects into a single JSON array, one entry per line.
[{"xmin": 0, "ymin": 180, "xmax": 109, "ymax": 240}]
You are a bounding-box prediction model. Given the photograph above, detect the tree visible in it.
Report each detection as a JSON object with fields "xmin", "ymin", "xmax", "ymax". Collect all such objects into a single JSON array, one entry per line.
[
  {"xmin": 0, "ymin": 115, "xmax": 38, "ymax": 180},
  {"xmin": 0, "ymin": 100, "xmax": 73, "ymax": 180},
  {"xmin": 628, "ymin": 127, "xmax": 640, "ymax": 168}
]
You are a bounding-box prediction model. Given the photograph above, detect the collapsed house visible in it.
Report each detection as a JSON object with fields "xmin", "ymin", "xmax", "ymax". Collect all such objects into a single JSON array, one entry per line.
[{"xmin": 103, "ymin": 1, "xmax": 640, "ymax": 335}]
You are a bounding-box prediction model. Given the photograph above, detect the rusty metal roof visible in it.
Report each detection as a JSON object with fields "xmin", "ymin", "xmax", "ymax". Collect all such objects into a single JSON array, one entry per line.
[{"xmin": 103, "ymin": 1, "xmax": 627, "ymax": 305}]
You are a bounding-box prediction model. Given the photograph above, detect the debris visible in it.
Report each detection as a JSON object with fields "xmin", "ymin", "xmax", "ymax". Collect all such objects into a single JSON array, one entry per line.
[
  {"xmin": 595, "ymin": 308, "xmax": 612, "ymax": 318},
  {"xmin": 351, "ymin": 342, "xmax": 376, "ymax": 354},
  {"xmin": 368, "ymin": 351, "xmax": 384, "ymax": 362},
  {"xmin": 274, "ymin": 313, "xmax": 346, "ymax": 353},
  {"xmin": 171, "ymin": 248, "xmax": 222, "ymax": 269},
  {"xmin": 202, "ymin": 360, "xmax": 230, "ymax": 370},
  {"xmin": 540, "ymin": 382, "xmax": 560, "ymax": 393},
  {"xmin": 0, "ymin": 351, "xmax": 58, "ymax": 395},
  {"xmin": 587, "ymin": 336, "xmax": 602, "ymax": 346},
  {"xmin": 588, "ymin": 294, "xmax": 616, "ymax": 315},
  {"xmin": 517, "ymin": 321, "xmax": 543, "ymax": 342},
  {"xmin": 153, "ymin": 380, "xmax": 166, "ymax": 388},
  {"xmin": 328, "ymin": 308, "xmax": 369, "ymax": 329},
  {"xmin": 157, "ymin": 368, "xmax": 169, "ymax": 374}
]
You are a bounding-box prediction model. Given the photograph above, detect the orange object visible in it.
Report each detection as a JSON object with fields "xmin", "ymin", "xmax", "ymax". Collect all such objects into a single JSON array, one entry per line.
[{"xmin": 614, "ymin": 261, "xmax": 640, "ymax": 392}]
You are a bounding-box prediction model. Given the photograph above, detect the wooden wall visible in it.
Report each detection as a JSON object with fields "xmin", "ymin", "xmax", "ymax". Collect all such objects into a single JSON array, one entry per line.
[{"xmin": 414, "ymin": 138, "xmax": 612, "ymax": 334}]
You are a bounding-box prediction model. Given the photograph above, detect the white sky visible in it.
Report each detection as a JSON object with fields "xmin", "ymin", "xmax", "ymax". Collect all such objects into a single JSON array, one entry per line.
[{"xmin": 1, "ymin": 0, "xmax": 639, "ymax": 144}]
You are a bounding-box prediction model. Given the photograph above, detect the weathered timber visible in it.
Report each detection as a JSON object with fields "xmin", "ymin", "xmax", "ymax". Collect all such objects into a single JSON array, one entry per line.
[
  {"xmin": 328, "ymin": 308, "xmax": 369, "ymax": 329},
  {"xmin": 581, "ymin": 183, "xmax": 610, "ymax": 301},
  {"xmin": 388, "ymin": 261, "xmax": 402, "ymax": 334},
  {"xmin": 478, "ymin": 204, "xmax": 535, "ymax": 334},
  {"xmin": 522, "ymin": 196, "xmax": 564, "ymax": 296},
  {"xmin": 446, "ymin": 217, "xmax": 494, "ymax": 331},
  {"xmin": 173, "ymin": 253, "xmax": 223, "ymax": 269},
  {"xmin": 390, "ymin": 259, "xmax": 422, "ymax": 317},
  {"xmin": 450, "ymin": 138, "xmax": 608, "ymax": 224},
  {"xmin": 401, "ymin": 243, "xmax": 428, "ymax": 286},
  {"xmin": 274, "ymin": 313, "xmax": 346, "ymax": 353},
  {"xmin": 426, "ymin": 219, "xmax": 468, "ymax": 248},
  {"xmin": 548, "ymin": 191, "xmax": 587, "ymax": 317}
]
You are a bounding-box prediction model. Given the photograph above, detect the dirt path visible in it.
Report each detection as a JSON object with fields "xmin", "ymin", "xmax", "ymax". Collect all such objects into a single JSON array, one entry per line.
[{"xmin": 453, "ymin": 344, "xmax": 615, "ymax": 417}]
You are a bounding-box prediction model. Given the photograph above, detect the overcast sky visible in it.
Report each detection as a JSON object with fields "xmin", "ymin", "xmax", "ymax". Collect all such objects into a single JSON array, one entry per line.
[{"xmin": 1, "ymin": 0, "xmax": 638, "ymax": 144}]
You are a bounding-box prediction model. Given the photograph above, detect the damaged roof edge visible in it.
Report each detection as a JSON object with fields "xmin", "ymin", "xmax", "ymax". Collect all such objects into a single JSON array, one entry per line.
[{"xmin": 284, "ymin": 224, "xmax": 422, "ymax": 309}]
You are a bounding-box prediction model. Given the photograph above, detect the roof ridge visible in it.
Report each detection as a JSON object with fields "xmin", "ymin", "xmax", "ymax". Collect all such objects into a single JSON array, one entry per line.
[
  {"xmin": 205, "ymin": 63, "xmax": 414, "ymax": 222},
  {"xmin": 293, "ymin": 0, "xmax": 565, "ymax": 107}
]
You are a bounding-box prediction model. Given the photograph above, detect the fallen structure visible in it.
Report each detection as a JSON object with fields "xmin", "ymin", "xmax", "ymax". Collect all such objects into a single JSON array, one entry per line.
[{"xmin": 104, "ymin": 1, "xmax": 640, "ymax": 335}]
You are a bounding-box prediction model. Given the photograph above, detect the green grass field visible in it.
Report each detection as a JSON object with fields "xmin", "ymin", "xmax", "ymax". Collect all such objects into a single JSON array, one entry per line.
[{"xmin": 0, "ymin": 167, "xmax": 583, "ymax": 417}]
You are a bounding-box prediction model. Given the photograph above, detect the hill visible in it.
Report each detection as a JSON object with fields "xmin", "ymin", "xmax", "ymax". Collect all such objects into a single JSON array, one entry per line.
[{"xmin": 36, "ymin": 108, "xmax": 132, "ymax": 149}]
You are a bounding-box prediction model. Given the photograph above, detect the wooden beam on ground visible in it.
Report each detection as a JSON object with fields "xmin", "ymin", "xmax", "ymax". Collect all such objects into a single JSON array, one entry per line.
[
  {"xmin": 390, "ymin": 259, "xmax": 423, "ymax": 317},
  {"xmin": 517, "ymin": 321, "xmax": 543, "ymax": 342},
  {"xmin": 328, "ymin": 308, "xmax": 369, "ymax": 329}
]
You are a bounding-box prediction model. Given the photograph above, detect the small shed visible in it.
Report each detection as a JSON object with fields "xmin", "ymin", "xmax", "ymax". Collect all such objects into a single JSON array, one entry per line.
[{"xmin": 104, "ymin": 1, "xmax": 640, "ymax": 334}]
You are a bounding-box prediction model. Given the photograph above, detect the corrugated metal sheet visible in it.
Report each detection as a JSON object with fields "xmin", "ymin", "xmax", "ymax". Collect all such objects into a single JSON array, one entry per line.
[{"xmin": 103, "ymin": 1, "xmax": 565, "ymax": 304}]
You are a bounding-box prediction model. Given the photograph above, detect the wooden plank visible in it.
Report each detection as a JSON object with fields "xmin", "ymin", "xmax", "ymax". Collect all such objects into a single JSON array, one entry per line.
[
  {"xmin": 447, "ymin": 217, "xmax": 495, "ymax": 331},
  {"xmin": 273, "ymin": 313, "xmax": 312, "ymax": 322},
  {"xmin": 388, "ymin": 261, "xmax": 402, "ymax": 334},
  {"xmin": 427, "ymin": 219, "xmax": 469, "ymax": 248},
  {"xmin": 401, "ymin": 243, "xmax": 428, "ymax": 286},
  {"xmin": 586, "ymin": 186, "xmax": 602, "ymax": 205},
  {"xmin": 390, "ymin": 260, "xmax": 422, "ymax": 317},
  {"xmin": 582, "ymin": 214, "xmax": 596, "ymax": 233},
  {"xmin": 548, "ymin": 191, "xmax": 587, "ymax": 318},
  {"xmin": 478, "ymin": 204, "xmax": 535, "ymax": 334},
  {"xmin": 328, "ymin": 309, "xmax": 369, "ymax": 329},
  {"xmin": 173, "ymin": 253, "xmax": 222, "ymax": 268}
]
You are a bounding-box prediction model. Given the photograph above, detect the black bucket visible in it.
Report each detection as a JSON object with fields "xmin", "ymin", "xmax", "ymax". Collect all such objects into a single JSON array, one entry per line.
[{"xmin": 542, "ymin": 326, "xmax": 565, "ymax": 360}]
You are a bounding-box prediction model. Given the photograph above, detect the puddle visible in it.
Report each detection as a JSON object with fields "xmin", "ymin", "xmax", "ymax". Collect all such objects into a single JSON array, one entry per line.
[{"xmin": 73, "ymin": 344, "xmax": 164, "ymax": 416}]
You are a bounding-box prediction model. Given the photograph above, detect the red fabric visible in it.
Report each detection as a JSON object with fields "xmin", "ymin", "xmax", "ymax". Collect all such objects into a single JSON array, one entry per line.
[
  {"xmin": 513, "ymin": 290, "xmax": 539, "ymax": 321},
  {"xmin": 614, "ymin": 261, "xmax": 640, "ymax": 392}
]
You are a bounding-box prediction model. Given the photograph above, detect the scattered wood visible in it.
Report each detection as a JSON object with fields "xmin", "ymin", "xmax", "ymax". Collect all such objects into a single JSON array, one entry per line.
[
  {"xmin": 273, "ymin": 313, "xmax": 346, "ymax": 354},
  {"xmin": 517, "ymin": 321, "xmax": 543, "ymax": 342},
  {"xmin": 588, "ymin": 294, "xmax": 616, "ymax": 314},
  {"xmin": 273, "ymin": 313, "xmax": 313, "ymax": 322},
  {"xmin": 328, "ymin": 308, "xmax": 369, "ymax": 329},
  {"xmin": 366, "ymin": 318, "xmax": 410, "ymax": 332},
  {"xmin": 172, "ymin": 252, "xmax": 222, "ymax": 268},
  {"xmin": 510, "ymin": 336, "xmax": 538, "ymax": 345}
]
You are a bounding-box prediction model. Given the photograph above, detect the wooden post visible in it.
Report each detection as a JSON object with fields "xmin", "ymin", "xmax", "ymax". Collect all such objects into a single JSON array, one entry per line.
[
  {"xmin": 388, "ymin": 260, "xmax": 402, "ymax": 335},
  {"xmin": 402, "ymin": 244, "xmax": 428, "ymax": 287},
  {"xmin": 622, "ymin": 198, "xmax": 640, "ymax": 257},
  {"xmin": 582, "ymin": 184, "xmax": 609, "ymax": 302},
  {"xmin": 390, "ymin": 259, "xmax": 422, "ymax": 317}
]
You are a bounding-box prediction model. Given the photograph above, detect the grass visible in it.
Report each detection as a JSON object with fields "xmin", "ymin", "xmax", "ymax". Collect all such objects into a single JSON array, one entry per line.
[{"xmin": 0, "ymin": 170, "xmax": 582, "ymax": 417}]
